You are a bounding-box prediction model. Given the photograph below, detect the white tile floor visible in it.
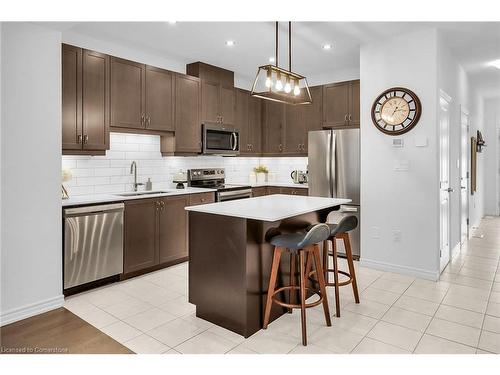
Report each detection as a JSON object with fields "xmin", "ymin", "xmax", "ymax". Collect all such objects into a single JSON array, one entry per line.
[{"xmin": 64, "ymin": 216, "xmax": 500, "ymax": 354}]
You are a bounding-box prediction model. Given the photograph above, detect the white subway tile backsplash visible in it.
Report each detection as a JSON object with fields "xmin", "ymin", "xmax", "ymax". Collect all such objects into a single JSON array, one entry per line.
[{"xmin": 62, "ymin": 132, "xmax": 308, "ymax": 196}]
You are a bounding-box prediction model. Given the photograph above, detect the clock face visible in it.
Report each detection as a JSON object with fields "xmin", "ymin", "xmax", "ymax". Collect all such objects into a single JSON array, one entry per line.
[{"xmin": 371, "ymin": 87, "xmax": 421, "ymax": 135}]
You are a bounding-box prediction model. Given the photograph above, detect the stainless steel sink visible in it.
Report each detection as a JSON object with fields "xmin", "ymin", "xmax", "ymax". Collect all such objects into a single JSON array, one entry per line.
[{"xmin": 115, "ymin": 191, "xmax": 172, "ymax": 197}]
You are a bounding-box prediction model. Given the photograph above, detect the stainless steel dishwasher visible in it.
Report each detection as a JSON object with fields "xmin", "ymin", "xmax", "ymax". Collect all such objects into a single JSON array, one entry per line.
[{"xmin": 63, "ymin": 203, "xmax": 124, "ymax": 289}]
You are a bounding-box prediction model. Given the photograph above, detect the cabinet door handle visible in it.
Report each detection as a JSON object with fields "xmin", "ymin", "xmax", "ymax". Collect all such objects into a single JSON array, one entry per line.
[
  {"xmin": 279, "ymin": 144, "xmax": 283, "ymax": 152},
  {"xmin": 146, "ymin": 116, "xmax": 151, "ymax": 127},
  {"xmin": 77, "ymin": 135, "xmax": 82, "ymax": 144},
  {"xmin": 250, "ymin": 144, "xmax": 253, "ymax": 151},
  {"xmin": 83, "ymin": 135, "xmax": 88, "ymax": 144},
  {"xmin": 348, "ymin": 114, "xmax": 352, "ymax": 122},
  {"xmin": 141, "ymin": 114, "xmax": 145, "ymax": 127},
  {"xmin": 344, "ymin": 114, "xmax": 348, "ymax": 123}
]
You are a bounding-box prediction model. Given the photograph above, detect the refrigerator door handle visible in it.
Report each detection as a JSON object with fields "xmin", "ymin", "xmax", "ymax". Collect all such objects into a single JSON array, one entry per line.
[{"xmin": 330, "ymin": 131, "xmax": 336, "ymax": 198}]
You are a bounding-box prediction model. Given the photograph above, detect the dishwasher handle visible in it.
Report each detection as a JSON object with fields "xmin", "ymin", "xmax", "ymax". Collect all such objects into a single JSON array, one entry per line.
[{"xmin": 64, "ymin": 203, "xmax": 124, "ymax": 217}]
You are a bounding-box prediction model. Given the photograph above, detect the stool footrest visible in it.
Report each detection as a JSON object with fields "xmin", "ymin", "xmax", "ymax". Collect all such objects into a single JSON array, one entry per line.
[{"xmin": 271, "ymin": 286, "xmax": 324, "ymax": 309}]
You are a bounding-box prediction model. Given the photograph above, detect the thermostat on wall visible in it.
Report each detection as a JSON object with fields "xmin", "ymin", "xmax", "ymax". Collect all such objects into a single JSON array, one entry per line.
[{"xmin": 392, "ymin": 138, "xmax": 404, "ymax": 148}]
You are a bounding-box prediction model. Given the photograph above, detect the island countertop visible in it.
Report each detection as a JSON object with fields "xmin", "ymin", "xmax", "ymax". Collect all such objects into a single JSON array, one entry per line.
[{"xmin": 185, "ymin": 194, "xmax": 351, "ymax": 222}]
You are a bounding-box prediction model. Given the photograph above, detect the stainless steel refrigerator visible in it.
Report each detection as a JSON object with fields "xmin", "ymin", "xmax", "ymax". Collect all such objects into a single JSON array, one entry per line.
[{"xmin": 308, "ymin": 129, "xmax": 360, "ymax": 258}]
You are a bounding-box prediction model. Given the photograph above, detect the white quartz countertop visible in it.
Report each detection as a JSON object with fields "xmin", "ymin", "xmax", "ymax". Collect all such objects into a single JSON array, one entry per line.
[
  {"xmin": 62, "ymin": 187, "xmax": 216, "ymax": 207},
  {"xmin": 235, "ymin": 181, "xmax": 308, "ymax": 189},
  {"xmin": 185, "ymin": 194, "xmax": 350, "ymax": 222}
]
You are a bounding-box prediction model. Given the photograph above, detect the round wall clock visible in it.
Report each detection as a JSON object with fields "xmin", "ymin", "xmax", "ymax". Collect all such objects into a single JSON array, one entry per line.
[{"xmin": 371, "ymin": 87, "xmax": 422, "ymax": 135}]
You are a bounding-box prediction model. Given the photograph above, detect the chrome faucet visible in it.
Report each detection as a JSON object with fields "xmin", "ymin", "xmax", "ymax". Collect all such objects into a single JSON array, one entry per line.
[{"xmin": 130, "ymin": 161, "xmax": 144, "ymax": 192}]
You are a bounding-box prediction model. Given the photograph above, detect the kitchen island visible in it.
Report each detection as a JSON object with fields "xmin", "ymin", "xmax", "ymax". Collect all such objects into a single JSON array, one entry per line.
[{"xmin": 185, "ymin": 194, "xmax": 350, "ymax": 337}]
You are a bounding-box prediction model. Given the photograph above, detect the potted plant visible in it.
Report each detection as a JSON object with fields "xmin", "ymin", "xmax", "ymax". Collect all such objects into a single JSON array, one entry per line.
[{"xmin": 253, "ymin": 165, "xmax": 269, "ymax": 183}]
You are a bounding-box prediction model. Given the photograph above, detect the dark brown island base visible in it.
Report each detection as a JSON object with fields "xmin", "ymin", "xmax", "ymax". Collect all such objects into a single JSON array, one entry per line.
[{"xmin": 186, "ymin": 194, "xmax": 351, "ymax": 338}]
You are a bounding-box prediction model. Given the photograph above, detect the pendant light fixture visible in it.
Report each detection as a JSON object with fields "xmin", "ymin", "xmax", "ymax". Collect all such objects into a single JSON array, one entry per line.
[{"xmin": 251, "ymin": 22, "xmax": 312, "ymax": 105}]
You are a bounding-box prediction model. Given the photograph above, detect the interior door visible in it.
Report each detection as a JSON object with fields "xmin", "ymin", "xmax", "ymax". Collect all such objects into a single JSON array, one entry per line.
[
  {"xmin": 439, "ymin": 91, "xmax": 452, "ymax": 272},
  {"xmin": 460, "ymin": 108, "xmax": 470, "ymax": 244}
]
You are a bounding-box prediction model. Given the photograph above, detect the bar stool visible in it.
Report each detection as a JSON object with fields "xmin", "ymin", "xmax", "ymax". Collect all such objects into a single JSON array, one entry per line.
[
  {"xmin": 321, "ymin": 215, "xmax": 360, "ymax": 317},
  {"xmin": 263, "ymin": 224, "xmax": 332, "ymax": 346}
]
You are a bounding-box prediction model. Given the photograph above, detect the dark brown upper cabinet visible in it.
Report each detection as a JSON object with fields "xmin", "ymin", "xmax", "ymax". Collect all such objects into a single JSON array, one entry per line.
[
  {"xmin": 262, "ymin": 100, "xmax": 285, "ymax": 155},
  {"xmin": 236, "ymin": 88, "xmax": 262, "ymax": 155},
  {"xmin": 62, "ymin": 44, "xmax": 109, "ymax": 154},
  {"xmin": 284, "ymin": 103, "xmax": 305, "ymax": 155},
  {"xmin": 187, "ymin": 62, "xmax": 235, "ymax": 126},
  {"xmin": 110, "ymin": 57, "xmax": 174, "ymax": 132},
  {"xmin": 145, "ymin": 65, "xmax": 174, "ymax": 132},
  {"xmin": 248, "ymin": 95, "xmax": 263, "ymax": 154},
  {"xmin": 174, "ymin": 74, "xmax": 202, "ymax": 154},
  {"xmin": 323, "ymin": 79, "xmax": 360, "ymax": 128},
  {"xmin": 302, "ymin": 85, "xmax": 324, "ymax": 153},
  {"xmin": 200, "ymin": 80, "xmax": 235, "ymax": 125},
  {"xmin": 186, "ymin": 61, "xmax": 234, "ymax": 87}
]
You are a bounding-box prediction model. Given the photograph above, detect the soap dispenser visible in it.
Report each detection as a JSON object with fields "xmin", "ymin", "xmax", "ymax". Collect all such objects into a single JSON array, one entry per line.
[{"xmin": 145, "ymin": 178, "xmax": 152, "ymax": 191}]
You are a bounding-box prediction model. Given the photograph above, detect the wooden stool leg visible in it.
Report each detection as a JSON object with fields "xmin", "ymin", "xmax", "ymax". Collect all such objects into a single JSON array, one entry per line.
[
  {"xmin": 305, "ymin": 250, "xmax": 313, "ymax": 282},
  {"xmin": 312, "ymin": 244, "xmax": 332, "ymax": 327},
  {"xmin": 323, "ymin": 239, "xmax": 329, "ymax": 283},
  {"xmin": 299, "ymin": 250, "xmax": 307, "ymax": 346},
  {"xmin": 332, "ymin": 237, "xmax": 341, "ymax": 317},
  {"xmin": 343, "ymin": 233, "xmax": 360, "ymax": 303},
  {"xmin": 288, "ymin": 252, "xmax": 296, "ymax": 313},
  {"xmin": 263, "ymin": 247, "xmax": 283, "ymax": 329}
]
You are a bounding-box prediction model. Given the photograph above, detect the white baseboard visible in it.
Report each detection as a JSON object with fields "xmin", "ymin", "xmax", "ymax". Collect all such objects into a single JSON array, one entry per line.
[
  {"xmin": 359, "ymin": 258, "xmax": 439, "ymax": 281},
  {"xmin": 0, "ymin": 294, "xmax": 65, "ymax": 327}
]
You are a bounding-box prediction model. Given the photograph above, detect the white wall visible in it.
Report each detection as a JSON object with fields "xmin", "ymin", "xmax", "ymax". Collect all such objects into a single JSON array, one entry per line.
[
  {"xmin": 483, "ymin": 98, "xmax": 500, "ymax": 216},
  {"xmin": 62, "ymin": 133, "xmax": 308, "ymax": 196},
  {"xmin": 0, "ymin": 23, "xmax": 63, "ymax": 325},
  {"xmin": 360, "ymin": 28, "xmax": 440, "ymax": 280}
]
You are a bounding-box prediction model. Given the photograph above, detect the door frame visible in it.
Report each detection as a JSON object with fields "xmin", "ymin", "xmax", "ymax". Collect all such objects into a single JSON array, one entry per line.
[
  {"xmin": 438, "ymin": 89, "xmax": 452, "ymax": 273},
  {"xmin": 459, "ymin": 106, "xmax": 470, "ymax": 245}
]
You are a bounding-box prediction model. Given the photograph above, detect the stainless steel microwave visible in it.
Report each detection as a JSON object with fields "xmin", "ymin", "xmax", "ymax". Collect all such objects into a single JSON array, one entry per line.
[{"xmin": 202, "ymin": 123, "xmax": 240, "ymax": 155}]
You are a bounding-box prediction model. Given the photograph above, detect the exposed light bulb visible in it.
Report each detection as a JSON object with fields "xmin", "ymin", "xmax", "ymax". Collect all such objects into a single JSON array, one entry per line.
[
  {"xmin": 275, "ymin": 79, "xmax": 283, "ymax": 91},
  {"xmin": 265, "ymin": 77, "xmax": 272, "ymax": 88},
  {"xmin": 269, "ymin": 57, "xmax": 275, "ymax": 63},
  {"xmin": 293, "ymin": 85, "xmax": 301, "ymax": 96},
  {"xmin": 225, "ymin": 40, "xmax": 235, "ymax": 47},
  {"xmin": 284, "ymin": 81, "xmax": 292, "ymax": 93}
]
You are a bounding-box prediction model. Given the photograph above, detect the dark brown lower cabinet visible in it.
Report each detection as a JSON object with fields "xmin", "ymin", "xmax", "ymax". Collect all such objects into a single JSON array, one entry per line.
[
  {"xmin": 158, "ymin": 195, "xmax": 189, "ymax": 264},
  {"xmin": 123, "ymin": 198, "xmax": 158, "ymax": 274},
  {"xmin": 253, "ymin": 186, "xmax": 309, "ymax": 197},
  {"xmin": 123, "ymin": 192, "xmax": 215, "ymax": 277}
]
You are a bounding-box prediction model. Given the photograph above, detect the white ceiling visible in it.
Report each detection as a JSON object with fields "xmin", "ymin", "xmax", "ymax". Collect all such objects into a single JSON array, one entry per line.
[{"xmin": 43, "ymin": 21, "xmax": 500, "ymax": 98}]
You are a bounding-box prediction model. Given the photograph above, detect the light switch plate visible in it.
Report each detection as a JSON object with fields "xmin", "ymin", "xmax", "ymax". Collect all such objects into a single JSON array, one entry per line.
[{"xmin": 392, "ymin": 138, "xmax": 404, "ymax": 148}]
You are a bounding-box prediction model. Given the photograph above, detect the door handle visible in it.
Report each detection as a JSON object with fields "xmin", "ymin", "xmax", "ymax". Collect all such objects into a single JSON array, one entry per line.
[
  {"xmin": 77, "ymin": 135, "xmax": 82, "ymax": 144},
  {"xmin": 83, "ymin": 135, "xmax": 88, "ymax": 144},
  {"xmin": 344, "ymin": 114, "xmax": 348, "ymax": 123},
  {"xmin": 146, "ymin": 116, "xmax": 151, "ymax": 127},
  {"xmin": 141, "ymin": 114, "xmax": 145, "ymax": 127},
  {"xmin": 349, "ymin": 114, "xmax": 352, "ymax": 122},
  {"xmin": 446, "ymin": 188, "xmax": 454, "ymax": 193},
  {"xmin": 278, "ymin": 144, "xmax": 283, "ymax": 152}
]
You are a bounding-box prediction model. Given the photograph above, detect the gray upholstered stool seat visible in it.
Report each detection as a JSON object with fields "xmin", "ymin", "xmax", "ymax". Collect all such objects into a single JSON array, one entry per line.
[
  {"xmin": 328, "ymin": 215, "xmax": 358, "ymax": 236},
  {"xmin": 264, "ymin": 223, "xmax": 332, "ymax": 346},
  {"xmin": 270, "ymin": 224, "xmax": 331, "ymax": 251}
]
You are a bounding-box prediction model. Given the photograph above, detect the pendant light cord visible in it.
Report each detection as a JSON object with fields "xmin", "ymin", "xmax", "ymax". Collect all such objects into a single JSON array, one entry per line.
[
  {"xmin": 289, "ymin": 21, "xmax": 291, "ymax": 71},
  {"xmin": 275, "ymin": 21, "xmax": 279, "ymax": 67}
]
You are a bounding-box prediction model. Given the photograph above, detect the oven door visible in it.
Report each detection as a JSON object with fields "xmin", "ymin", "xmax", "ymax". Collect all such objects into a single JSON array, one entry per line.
[
  {"xmin": 217, "ymin": 188, "xmax": 252, "ymax": 202},
  {"xmin": 202, "ymin": 123, "xmax": 239, "ymax": 155}
]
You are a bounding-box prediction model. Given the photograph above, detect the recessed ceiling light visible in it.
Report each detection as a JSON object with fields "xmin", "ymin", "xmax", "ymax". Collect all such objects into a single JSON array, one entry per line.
[
  {"xmin": 168, "ymin": 21, "xmax": 177, "ymax": 25},
  {"xmin": 269, "ymin": 57, "xmax": 275, "ymax": 63},
  {"xmin": 489, "ymin": 59, "xmax": 500, "ymax": 69},
  {"xmin": 322, "ymin": 44, "xmax": 332, "ymax": 50},
  {"xmin": 225, "ymin": 40, "xmax": 235, "ymax": 47}
]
